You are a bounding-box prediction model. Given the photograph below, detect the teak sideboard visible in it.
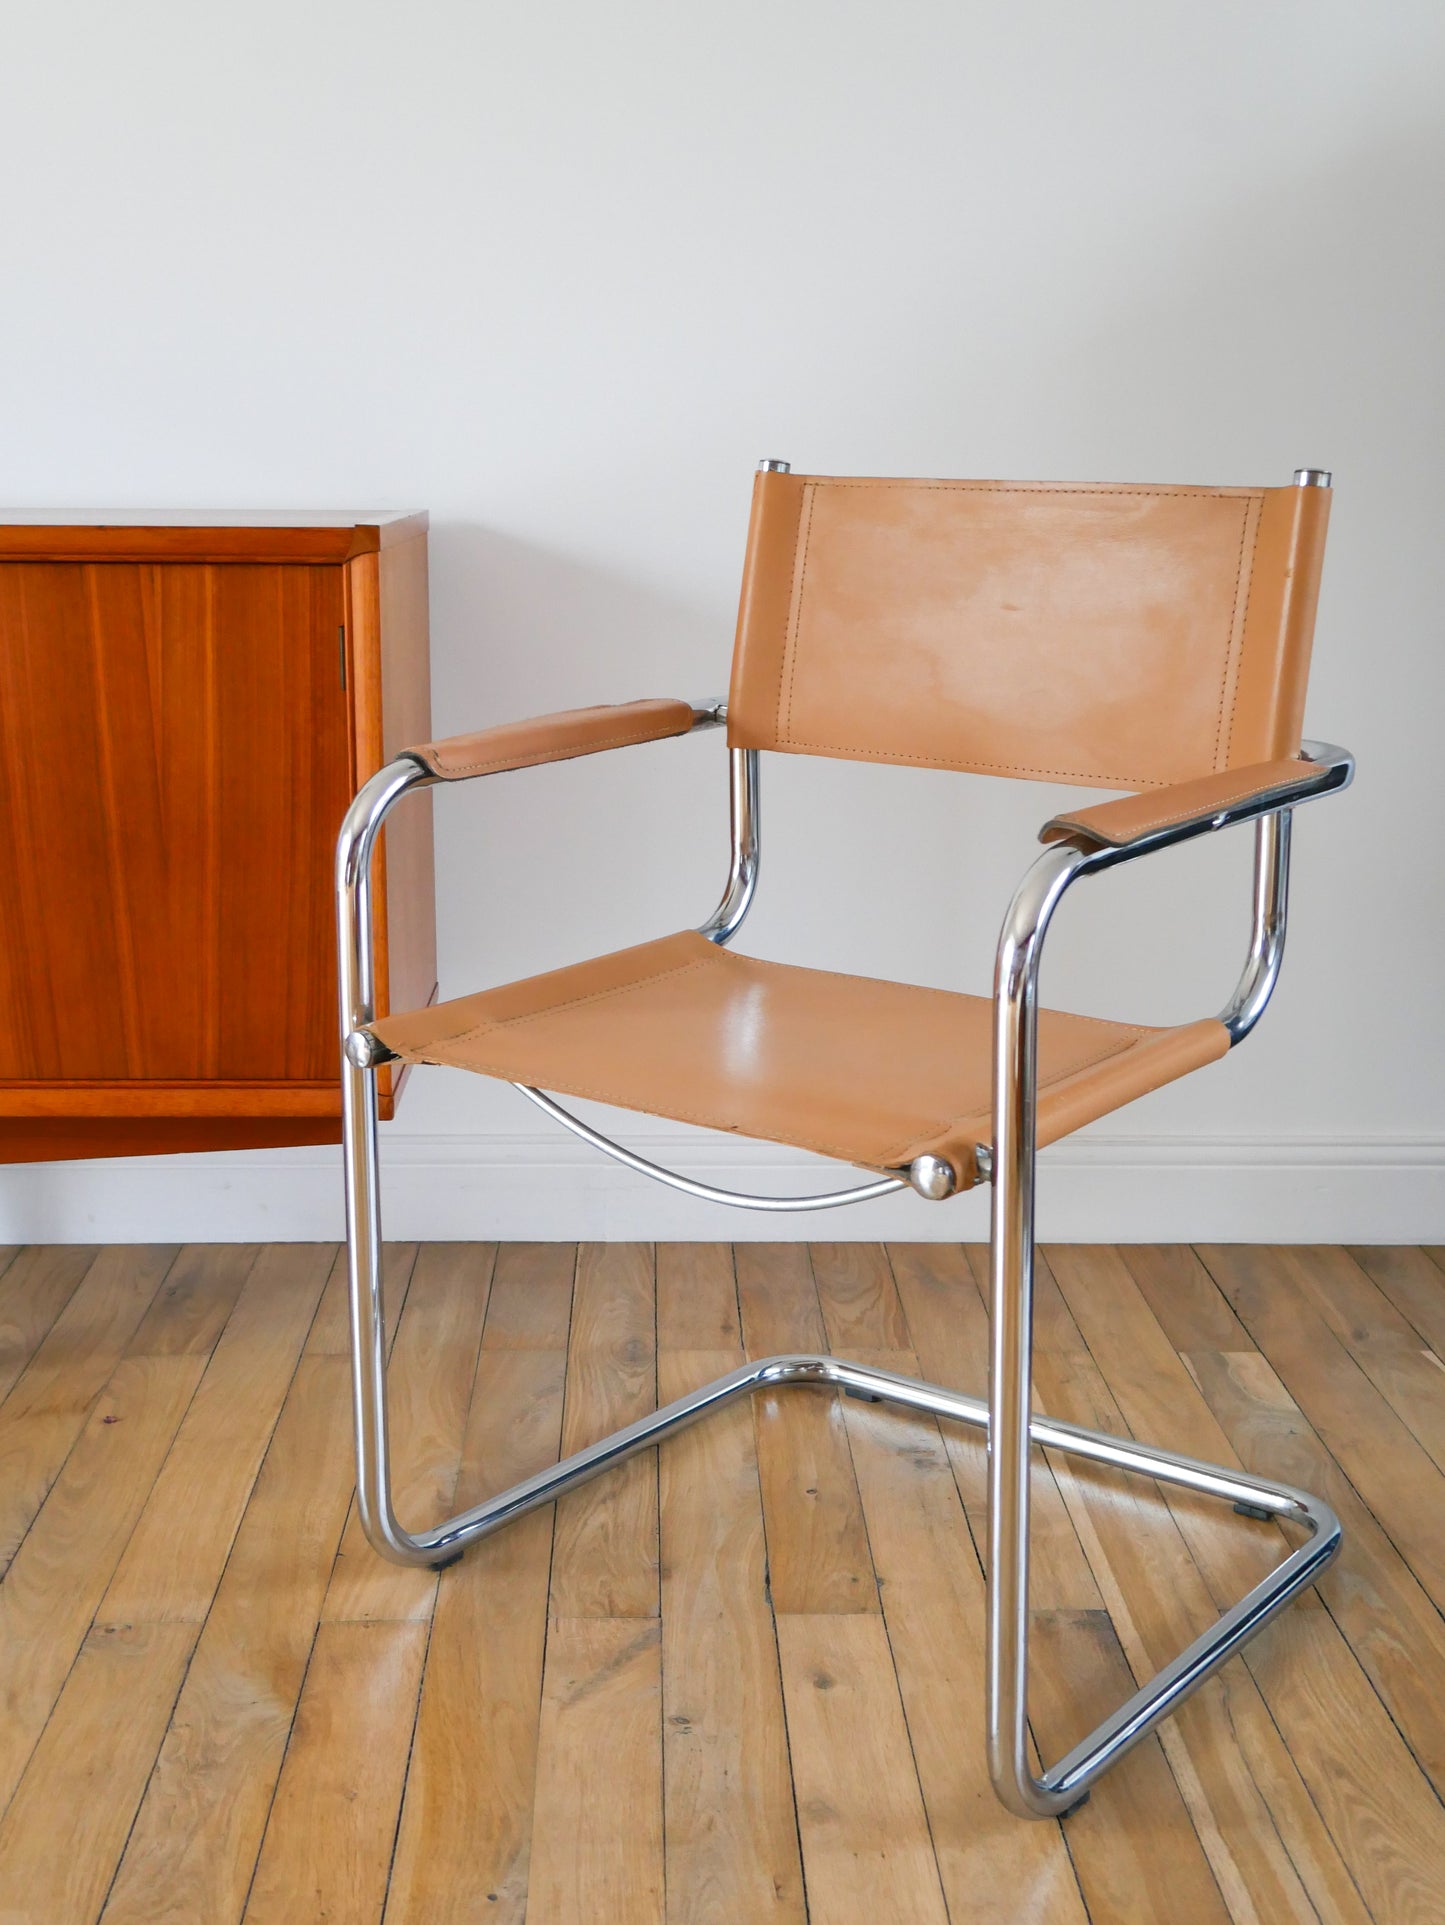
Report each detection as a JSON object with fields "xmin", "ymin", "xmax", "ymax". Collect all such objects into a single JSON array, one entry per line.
[{"xmin": 0, "ymin": 511, "xmax": 436, "ymax": 1162}]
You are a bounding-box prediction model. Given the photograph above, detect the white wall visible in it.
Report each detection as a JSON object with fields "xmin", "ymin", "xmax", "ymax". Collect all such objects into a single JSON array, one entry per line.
[{"xmin": 1, "ymin": 1, "xmax": 1441, "ymax": 1242}]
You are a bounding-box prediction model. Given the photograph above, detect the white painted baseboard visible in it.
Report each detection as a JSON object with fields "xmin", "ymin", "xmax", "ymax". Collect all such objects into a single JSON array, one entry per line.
[{"xmin": 2, "ymin": 1131, "xmax": 1441, "ymax": 1245}]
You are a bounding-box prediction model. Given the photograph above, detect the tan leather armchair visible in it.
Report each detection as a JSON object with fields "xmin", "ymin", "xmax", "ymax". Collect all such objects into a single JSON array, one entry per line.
[{"xmin": 336, "ymin": 463, "xmax": 1353, "ymax": 1819}]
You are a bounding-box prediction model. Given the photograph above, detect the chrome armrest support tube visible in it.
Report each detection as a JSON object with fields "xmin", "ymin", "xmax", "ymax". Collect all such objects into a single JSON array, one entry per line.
[
  {"xmin": 1211, "ymin": 738, "xmax": 1348, "ymax": 1048},
  {"xmin": 697, "ymin": 745, "xmax": 760, "ymax": 945},
  {"xmin": 1219, "ymin": 810, "xmax": 1291, "ymax": 1045},
  {"xmin": 1066, "ymin": 740, "xmax": 1350, "ymax": 1048}
]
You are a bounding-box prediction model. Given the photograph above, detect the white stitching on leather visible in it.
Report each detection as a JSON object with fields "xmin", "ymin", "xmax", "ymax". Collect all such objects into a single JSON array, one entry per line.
[{"xmin": 770, "ymin": 483, "xmax": 1266, "ymax": 786}]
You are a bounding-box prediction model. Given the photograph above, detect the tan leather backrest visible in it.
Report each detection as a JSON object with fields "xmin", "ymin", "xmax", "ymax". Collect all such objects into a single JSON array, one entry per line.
[{"xmin": 726, "ymin": 472, "xmax": 1330, "ymax": 790}]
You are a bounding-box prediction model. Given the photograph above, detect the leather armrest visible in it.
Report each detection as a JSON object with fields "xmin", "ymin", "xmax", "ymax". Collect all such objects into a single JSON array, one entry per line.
[
  {"xmin": 404, "ymin": 698, "xmax": 700, "ymax": 780},
  {"xmin": 1039, "ymin": 756, "xmax": 1333, "ymax": 850}
]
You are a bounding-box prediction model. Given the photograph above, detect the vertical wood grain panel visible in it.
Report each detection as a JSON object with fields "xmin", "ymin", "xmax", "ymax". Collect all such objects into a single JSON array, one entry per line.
[
  {"xmin": 0, "ymin": 559, "xmax": 351, "ymax": 1086},
  {"xmin": 213, "ymin": 563, "xmax": 348, "ymax": 1080},
  {"xmin": 0, "ymin": 562, "xmax": 124, "ymax": 1076}
]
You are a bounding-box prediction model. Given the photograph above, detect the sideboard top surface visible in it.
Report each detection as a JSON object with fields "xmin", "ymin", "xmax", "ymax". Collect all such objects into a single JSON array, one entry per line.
[{"xmin": 0, "ymin": 509, "xmax": 427, "ymax": 564}]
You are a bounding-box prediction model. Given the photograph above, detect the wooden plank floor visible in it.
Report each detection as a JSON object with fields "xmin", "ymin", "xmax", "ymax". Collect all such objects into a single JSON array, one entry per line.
[{"xmin": 0, "ymin": 1243, "xmax": 1443, "ymax": 1923}]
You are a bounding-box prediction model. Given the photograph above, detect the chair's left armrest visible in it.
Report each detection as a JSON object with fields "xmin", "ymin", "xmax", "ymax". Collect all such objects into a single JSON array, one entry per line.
[
  {"xmin": 1039, "ymin": 742, "xmax": 1354, "ymax": 857},
  {"xmin": 402, "ymin": 697, "xmax": 722, "ymax": 782}
]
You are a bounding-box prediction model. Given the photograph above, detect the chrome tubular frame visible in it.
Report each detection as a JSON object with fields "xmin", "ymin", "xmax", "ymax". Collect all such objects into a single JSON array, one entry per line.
[
  {"xmin": 511, "ymin": 1082, "xmax": 906, "ymax": 1210},
  {"xmin": 337, "ymin": 696, "xmax": 1354, "ymax": 1812},
  {"xmin": 338, "ymin": 755, "xmax": 439, "ymax": 1560},
  {"xmin": 982, "ymin": 780, "xmax": 1350, "ymax": 1816}
]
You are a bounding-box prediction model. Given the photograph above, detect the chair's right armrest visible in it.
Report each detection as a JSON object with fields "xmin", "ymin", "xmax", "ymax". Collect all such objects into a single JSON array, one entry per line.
[
  {"xmin": 1038, "ymin": 742, "xmax": 1354, "ymax": 859},
  {"xmin": 402, "ymin": 697, "xmax": 717, "ymax": 781}
]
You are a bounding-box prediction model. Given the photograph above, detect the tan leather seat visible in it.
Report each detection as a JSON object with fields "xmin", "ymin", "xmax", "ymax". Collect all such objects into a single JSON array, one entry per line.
[{"xmin": 369, "ymin": 929, "xmax": 1228, "ymax": 1187}]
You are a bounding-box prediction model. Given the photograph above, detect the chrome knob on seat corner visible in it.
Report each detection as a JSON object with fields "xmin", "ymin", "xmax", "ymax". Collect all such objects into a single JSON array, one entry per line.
[
  {"xmin": 345, "ymin": 1029, "xmax": 396, "ymax": 1070},
  {"xmin": 907, "ymin": 1154, "xmax": 956, "ymax": 1200}
]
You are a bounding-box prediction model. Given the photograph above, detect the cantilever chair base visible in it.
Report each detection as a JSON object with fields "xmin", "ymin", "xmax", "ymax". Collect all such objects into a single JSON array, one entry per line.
[{"xmin": 345, "ymin": 1325, "xmax": 1340, "ymax": 1818}]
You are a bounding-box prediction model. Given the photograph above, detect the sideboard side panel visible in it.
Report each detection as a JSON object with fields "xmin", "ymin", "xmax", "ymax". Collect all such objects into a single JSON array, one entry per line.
[{"xmin": 346, "ymin": 541, "xmax": 436, "ymax": 1118}]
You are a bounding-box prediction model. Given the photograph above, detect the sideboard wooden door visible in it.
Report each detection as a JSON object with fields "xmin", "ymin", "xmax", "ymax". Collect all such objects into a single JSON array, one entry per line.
[{"xmin": 0, "ymin": 512, "xmax": 435, "ymax": 1161}]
